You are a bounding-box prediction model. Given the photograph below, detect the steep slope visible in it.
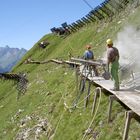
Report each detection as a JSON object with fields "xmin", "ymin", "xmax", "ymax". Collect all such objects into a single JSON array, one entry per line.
[{"xmin": 0, "ymin": 4, "xmax": 140, "ymax": 140}]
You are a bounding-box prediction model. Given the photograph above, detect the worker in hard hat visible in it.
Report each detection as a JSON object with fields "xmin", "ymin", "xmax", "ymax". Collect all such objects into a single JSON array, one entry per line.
[
  {"xmin": 83, "ymin": 44, "xmax": 98, "ymax": 76},
  {"xmin": 106, "ymin": 39, "xmax": 120, "ymax": 91}
]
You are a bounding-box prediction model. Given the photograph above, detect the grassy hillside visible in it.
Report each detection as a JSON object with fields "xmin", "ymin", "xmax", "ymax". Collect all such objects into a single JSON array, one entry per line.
[{"xmin": 0, "ymin": 4, "xmax": 140, "ymax": 140}]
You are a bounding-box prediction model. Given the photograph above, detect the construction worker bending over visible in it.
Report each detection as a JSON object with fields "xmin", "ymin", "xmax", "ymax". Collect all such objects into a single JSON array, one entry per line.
[
  {"xmin": 106, "ymin": 39, "xmax": 120, "ymax": 91},
  {"xmin": 83, "ymin": 45, "xmax": 98, "ymax": 76}
]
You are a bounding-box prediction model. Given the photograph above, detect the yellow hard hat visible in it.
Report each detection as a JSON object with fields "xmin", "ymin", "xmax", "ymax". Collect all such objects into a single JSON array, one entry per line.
[{"xmin": 106, "ymin": 39, "xmax": 113, "ymax": 45}]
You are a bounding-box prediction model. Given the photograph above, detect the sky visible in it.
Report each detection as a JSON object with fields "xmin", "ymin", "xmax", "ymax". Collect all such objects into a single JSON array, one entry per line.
[{"xmin": 0, "ymin": 0, "xmax": 104, "ymax": 50}]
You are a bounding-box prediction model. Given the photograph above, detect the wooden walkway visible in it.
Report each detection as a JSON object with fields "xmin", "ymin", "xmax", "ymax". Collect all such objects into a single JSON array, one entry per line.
[
  {"xmin": 80, "ymin": 65, "xmax": 140, "ymax": 140},
  {"xmin": 90, "ymin": 76, "xmax": 140, "ymax": 116},
  {"xmin": 82, "ymin": 68, "xmax": 140, "ymax": 117}
]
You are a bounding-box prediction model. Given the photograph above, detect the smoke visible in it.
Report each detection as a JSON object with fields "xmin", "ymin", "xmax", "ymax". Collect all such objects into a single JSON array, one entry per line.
[{"xmin": 114, "ymin": 25, "xmax": 140, "ymax": 71}]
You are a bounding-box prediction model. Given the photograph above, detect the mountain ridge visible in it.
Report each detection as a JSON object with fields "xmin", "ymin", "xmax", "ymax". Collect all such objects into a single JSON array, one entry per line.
[{"xmin": 0, "ymin": 45, "xmax": 27, "ymax": 73}]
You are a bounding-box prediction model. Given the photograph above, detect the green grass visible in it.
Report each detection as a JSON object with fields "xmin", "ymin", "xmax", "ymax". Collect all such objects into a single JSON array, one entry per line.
[{"xmin": 0, "ymin": 3, "xmax": 140, "ymax": 140}]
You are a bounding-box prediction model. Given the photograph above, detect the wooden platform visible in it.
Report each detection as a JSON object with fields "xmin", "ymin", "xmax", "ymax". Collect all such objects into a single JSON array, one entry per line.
[{"xmin": 81, "ymin": 67, "xmax": 140, "ymax": 117}]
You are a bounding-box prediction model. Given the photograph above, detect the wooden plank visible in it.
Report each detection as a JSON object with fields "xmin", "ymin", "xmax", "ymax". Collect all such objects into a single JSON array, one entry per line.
[
  {"xmin": 50, "ymin": 59, "xmax": 63, "ymax": 64},
  {"xmin": 25, "ymin": 58, "xmax": 81, "ymax": 66},
  {"xmin": 78, "ymin": 19, "xmax": 86, "ymax": 25},
  {"xmin": 81, "ymin": 18, "xmax": 88, "ymax": 24},
  {"xmin": 90, "ymin": 76, "xmax": 140, "ymax": 116},
  {"xmin": 100, "ymin": 3, "xmax": 114, "ymax": 16},
  {"xmin": 87, "ymin": 13, "xmax": 96, "ymax": 21},
  {"xmin": 64, "ymin": 60, "xmax": 81, "ymax": 66},
  {"xmin": 80, "ymin": 66, "xmax": 140, "ymax": 116},
  {"xmin": 70, "ymin": 57, "xmax": 105, "ymax": 66},
  {"xmin": 68, "ymin": 24, "xmax": 77, "ymax": 32},
  {"xmin": 85, "ymin": 14, "xmax": 96, "ymax": 22},
  {"xmin": 76, "ymin": 20, "xmax": 85, "ymax": 27},
  {"xmin": 91, "ymin": 6, "xmax": 105, "ymax": 20},
  {"xmin": 81, "ymin": 17, "xmax": 91, "ymax": 24},
  {"xmin": 83, "ymin": 17, "xmax": 92, "ymax": 23},
  {"xmin": 71, "ymin": 23, "xmax": 80, "ymax": 30},
  {"xmin": 73, "ymin": 22, "xmax": 81, "ymax": 28}
]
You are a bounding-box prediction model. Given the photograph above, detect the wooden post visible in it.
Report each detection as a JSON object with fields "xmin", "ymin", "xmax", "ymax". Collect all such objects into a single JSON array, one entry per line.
[
  {"xmin": 79, "ymin": 77, "xmax": 86, "ymax": 93},
  {"xmin": 75, "ymin": 65, "xmax": 79, "ymax": 96},
  {"xmin": 123, "ymin": 110, "xmax": 135, "ymax": 140},
  {"xmin": 88, "ymin": 66, "xmax": 93, "ymax": 78},
  {"xmin": 108, "ymin": 95, "xmax": 119, "ymax": 123},
  {"xmin": 73, "ymin": 76, "xmax": 85, "ymax": 107},
  {"xmin": 85, "ymin": 80, "xmax": 91, "ymax": 108},
  {"xmin": 91, "ymin": 87, "xmax": 101, "ymax": 114}
]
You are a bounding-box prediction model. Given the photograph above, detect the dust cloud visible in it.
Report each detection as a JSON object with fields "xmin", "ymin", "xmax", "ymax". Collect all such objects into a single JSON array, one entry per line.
[{"xmin": 114, "ymin": 25, "xmax": 140, "ymax": 71}]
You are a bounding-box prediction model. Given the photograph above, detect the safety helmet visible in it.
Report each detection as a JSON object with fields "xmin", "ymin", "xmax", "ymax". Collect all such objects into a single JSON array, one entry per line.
[{"xmin": 106, "ymin": 39, "xmax": 113, "ymax": 45}]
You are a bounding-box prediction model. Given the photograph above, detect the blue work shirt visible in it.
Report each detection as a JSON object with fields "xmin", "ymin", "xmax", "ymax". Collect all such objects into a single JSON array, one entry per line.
[{"xmin": 84, "ymin": 50, "xmax": 94, "ymax": 60}]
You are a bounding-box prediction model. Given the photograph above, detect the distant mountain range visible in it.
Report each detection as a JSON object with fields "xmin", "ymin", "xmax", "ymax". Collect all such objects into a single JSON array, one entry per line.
[{"xmin": 0, "ymin": 45, "xmax": 27, "ymax": 73}]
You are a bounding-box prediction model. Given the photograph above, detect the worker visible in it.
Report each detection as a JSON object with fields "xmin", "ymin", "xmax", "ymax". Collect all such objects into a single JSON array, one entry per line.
[
  {"xmin": 106, "ymin": 39, "xmax": 120, "ymax": 91},
  {"xmin": 83, "ymin": 45, "xmax": 94, "ymax": 60},
  {"xmin": 83, "ymin": 45, "xmax": 98, "ymax": 76}
]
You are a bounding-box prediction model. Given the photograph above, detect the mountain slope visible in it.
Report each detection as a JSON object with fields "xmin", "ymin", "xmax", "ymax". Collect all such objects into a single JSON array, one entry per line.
[
  {"xmin": 0, "ymin": 3, "xmax": 140, "ymax": 140},
  {"xmin": 0, "ymin": 46, "xmax": 27, "ymax": 73}
]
